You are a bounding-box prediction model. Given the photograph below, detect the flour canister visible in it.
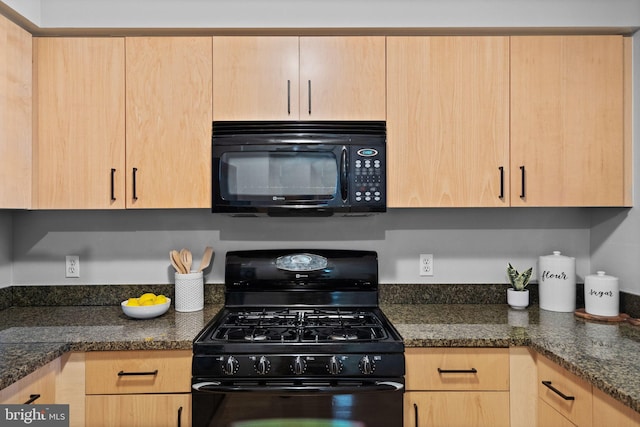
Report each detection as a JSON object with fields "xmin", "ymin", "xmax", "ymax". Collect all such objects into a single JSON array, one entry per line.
[
  {"xmin": 538, "ymin": 251, "xmax": 576, "ymax": 312},
  {"xmin": 584, "ymin": 271, "xmax": 619, "ymax": 317}
]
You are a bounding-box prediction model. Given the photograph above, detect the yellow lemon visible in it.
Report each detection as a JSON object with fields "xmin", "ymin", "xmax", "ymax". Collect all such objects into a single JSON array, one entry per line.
[
  {"xmin": 155, "ymin": 295, "xmax": 168, "ymax": 305},
  {"xmin": 140, "ymin": 298, "xmax": 156, "ymax": 306},
  {"xmin": 126, "ymin": 298, "xmax": 140, "ymax": 306},
  {"xmin": 138, "ymin": 293, "xmax": 156, "ymax": 304}
]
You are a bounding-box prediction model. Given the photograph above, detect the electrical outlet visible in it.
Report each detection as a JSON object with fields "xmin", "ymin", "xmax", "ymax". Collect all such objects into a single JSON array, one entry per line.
[
  {"xmin": 66, "ymin": 255, "xmax": 80, "ymax": 278},
  {"xmin": 419, "ymin": 254, "xmax": 433, "ymax": 276}
]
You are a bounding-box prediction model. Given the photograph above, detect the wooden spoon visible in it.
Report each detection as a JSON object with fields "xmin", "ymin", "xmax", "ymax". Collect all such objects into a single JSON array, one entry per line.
[
  {"xmin": 197, "ymin": 246, "xmax": 214, "ymax": 272},
  {"xmin": 171, "ymin": 250, "xmax": 186, "ymax": 274},
  {"xmin": 180, "ymin": 248, "xmax": 193, "ymax": 273}
]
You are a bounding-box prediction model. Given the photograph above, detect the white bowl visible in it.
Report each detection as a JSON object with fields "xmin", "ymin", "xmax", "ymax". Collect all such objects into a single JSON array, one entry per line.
[{"xmin": 121, "ymin": 298, "xmax": 171, "ymax": 319}]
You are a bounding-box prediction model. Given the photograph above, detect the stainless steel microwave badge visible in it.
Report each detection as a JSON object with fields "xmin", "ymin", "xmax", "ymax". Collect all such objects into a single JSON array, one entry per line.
[{"xmin": 275, "ymin": 253, "xmax": 328, "ymax": 271}]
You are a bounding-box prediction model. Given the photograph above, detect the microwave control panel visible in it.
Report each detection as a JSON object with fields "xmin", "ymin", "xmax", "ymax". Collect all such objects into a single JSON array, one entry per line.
[{"xmin": 351, "ymin": 147, "xmax": 385, "ymax": 206}]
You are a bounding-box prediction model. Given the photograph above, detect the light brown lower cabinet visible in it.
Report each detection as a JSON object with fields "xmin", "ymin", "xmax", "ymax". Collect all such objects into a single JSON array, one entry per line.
[
  {"xmin": 538, "ymin": 354, "xmax": 593, "ymax": 427},
  {"xmin": 85, "ymin": 349, "xmax": 192, "ymax": 427},
  {"xmin": 405, "ymin": 391, "xmax": 510, "ymax": 427},
  {"xmin": 593, "ymin": 387, "xmax": 640, "ymax": 427},
  {"xmin": 404, "ymin": 348, "xmax": 510, "ymax": 427},
  {"xmin": 0, "ymin": 358, "xmax": 58, "ymax": 404},
  {"xmin": 538, "ymin": 353, "xmax": 640, "ymax": 427},
  {"xmin": 85, "ymin": 394, "xmax": 191, "ymax": 427},
  {"xmin": 539, "ymin": 398, "xmax": 576, "ymax": 427}
]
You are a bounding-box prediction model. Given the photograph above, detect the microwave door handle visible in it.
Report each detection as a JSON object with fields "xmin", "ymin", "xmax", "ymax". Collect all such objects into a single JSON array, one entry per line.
[{"xmin": 340, "ymin": 147, "xmax": 348, "ymax": 202}]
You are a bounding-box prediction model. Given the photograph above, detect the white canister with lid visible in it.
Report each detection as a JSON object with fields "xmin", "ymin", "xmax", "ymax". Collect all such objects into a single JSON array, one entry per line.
[
  {"xmin": 584, "ymin": 271, "xmax": 619, "ymax": 317},
  {"xmin": 538, "ymin": 251, "xmax": 576, "ymax": 312}
]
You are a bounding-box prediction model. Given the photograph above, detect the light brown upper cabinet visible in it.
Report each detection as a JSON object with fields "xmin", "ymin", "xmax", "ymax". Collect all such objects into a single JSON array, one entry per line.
[
  {"xmin": 511, "ymin": 35, "xmax": 628, "ymax": 207},
  {"xmin": 0, "ymin": 16, "xmax": 32, "ymax": 209},
  {"xmin": 0, "ymin": 15, "xmax": 31, "ymax": 209},
  {"xmin": 33, "ymin": 37, "xmax": 125, "ymax": 209},
  {"xmin": 387, "ymin": 36, "xmax": 510, "ymax": 207},
  {"xmin": 126, "ymin": 37, "xmax": 213, "ymax": 208},
  {"xmin": 212, "ymin": 36, "xmax": 385, "ymax": 120}
]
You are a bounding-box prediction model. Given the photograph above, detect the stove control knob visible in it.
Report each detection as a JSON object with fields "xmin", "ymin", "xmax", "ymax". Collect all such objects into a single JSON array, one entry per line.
[
  {"xmin": 292, "ymin": 356, "xmax": 307, "ymax": 375},
  {"xmin": 255, "ymin": 356, "xmax": 271, "ymax": 375},
  {"xmin": 327, "ymin": 356, "xmax": 343, "ymax": 375},
  {"xmin": 359, "ymin": 355, "xmax": 375, "ymax": 375},
  {"xmin": 222, "ymin": 356, "xmax": 239, "ymax": 376}
]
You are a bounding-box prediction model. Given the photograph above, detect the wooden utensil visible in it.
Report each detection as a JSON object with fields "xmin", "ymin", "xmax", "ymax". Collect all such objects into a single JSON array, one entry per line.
[
  {"xmin": 197, "ymin": 246, "xmax": 214, "ymax": 272},
  {"xmin": 180, "ymin": 248, "xmax": 193, "ymax": 273},
  {"xmin": 171, "ymin": 250, "xmax": 186, "ymax": 274}
]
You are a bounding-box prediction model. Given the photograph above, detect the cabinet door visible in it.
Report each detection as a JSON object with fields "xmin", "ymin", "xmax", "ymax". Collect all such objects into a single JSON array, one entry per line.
[
  {"xmin": 86, "ymin": 394, "xmax": 191, "ymax": 427},
  {"xmin": 405, "ymin": 391, "xmax": 510, "ymax": 427},
  {"xmin": 539, "ymin": 399, "xmax": 576, "ymax": 427},
  {"xmin": 213, "ymin": 36, "xmax": 299, "ymax": 120},
  {"xmin": 0, "ymin": 15, "xmax": 32, "ymax": 209},
  {"xmin": 126, "ymin": 37, "xmax": 212, "ymax": 208},
  {"xmin": 300, "ymin": 36, "xmax": 386, "ymax": 120},
  {"xmin": 387, "ymin": 37, "xmax": 509, "ymax": 207},
  {"xmin": 0, "ymin": 358, "xmax": 58, "ymax": 405},
  {"xmin": 593, "ymin": 387, "xmax": 640, "ymax": 427},
  {"xmin": 33, "ymin": 37, "xmax": 126, "ymax": 209},
  {"xmin": 511, "ymin": 35, "xmax": 625, "ymax": 206}
]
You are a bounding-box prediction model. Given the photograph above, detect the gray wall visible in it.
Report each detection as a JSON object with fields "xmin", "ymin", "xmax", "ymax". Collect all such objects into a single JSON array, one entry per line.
[
  {"xmin": 0, "ymin": 212, "xmax": 12, "ymax": 288},
  {"xmin": 4, "ymin": 0, "xmax": 640, "ymax": 29},
  {"xmin": 12, "ymin": 209, "xmax": 591, "ymax": 286}
]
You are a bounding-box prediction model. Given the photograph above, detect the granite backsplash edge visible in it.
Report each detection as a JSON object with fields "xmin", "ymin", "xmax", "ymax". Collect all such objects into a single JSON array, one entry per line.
[{"xmin": 2, "ymin": 283, "xmax": 638, "ymax": 317}]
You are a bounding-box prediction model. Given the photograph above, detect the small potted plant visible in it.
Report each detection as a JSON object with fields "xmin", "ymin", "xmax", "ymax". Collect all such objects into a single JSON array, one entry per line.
[{"xmin": 507, "ymin": 263, "xmax": 532, "ymax": 309}]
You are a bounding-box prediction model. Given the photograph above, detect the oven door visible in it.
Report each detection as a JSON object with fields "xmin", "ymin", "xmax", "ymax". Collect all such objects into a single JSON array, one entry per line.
[{"xmin": 192, "ymin": 378, "xmax": 404, "ymax": 427}]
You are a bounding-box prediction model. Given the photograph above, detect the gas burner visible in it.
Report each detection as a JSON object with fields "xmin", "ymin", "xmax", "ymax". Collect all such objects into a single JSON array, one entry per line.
[{"xmin": 329, "ymin": 332, "xmax": 358, "ymax": 341}]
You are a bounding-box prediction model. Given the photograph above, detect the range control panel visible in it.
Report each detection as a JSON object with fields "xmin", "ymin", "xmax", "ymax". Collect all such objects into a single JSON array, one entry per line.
[{"xmin": 193, "ymin": 353, "xmax": 404, "ymax": 379}]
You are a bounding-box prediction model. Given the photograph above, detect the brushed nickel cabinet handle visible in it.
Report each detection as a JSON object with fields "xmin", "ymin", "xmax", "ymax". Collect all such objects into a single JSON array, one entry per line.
[{"xmin": 542, "ymin": 380, "xmax": 575, "ymax": 400}]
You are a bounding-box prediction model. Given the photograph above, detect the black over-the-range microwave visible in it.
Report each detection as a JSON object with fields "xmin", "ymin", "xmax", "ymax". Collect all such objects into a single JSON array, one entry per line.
[{"xmin": 211, "ymin": 121, "xmax": 387, "ymax": 216}]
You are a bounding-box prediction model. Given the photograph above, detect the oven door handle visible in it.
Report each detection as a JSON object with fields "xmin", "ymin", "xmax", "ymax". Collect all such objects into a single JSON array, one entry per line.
[{"xmin": 192, "ymin": 381, "xmax": 404, "ymax": 394}]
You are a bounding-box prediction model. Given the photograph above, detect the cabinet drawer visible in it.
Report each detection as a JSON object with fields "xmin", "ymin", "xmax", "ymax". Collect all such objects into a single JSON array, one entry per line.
[
  {"xmin": 405, "ymin": 348, "xmax": 509, "ymax": 391},
  {"xmin": 538, "ymin": 354, "xmax": 592, "ymax": 427},
  {"xmin": 85, "ymin": 350, "xmax": 191, "ymax": 394}
]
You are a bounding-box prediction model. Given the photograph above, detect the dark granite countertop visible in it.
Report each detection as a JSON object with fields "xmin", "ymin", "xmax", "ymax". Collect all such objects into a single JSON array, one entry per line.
[{"xmin": 1, "ymin": 303, "xmax": 640, "ymax": 414}]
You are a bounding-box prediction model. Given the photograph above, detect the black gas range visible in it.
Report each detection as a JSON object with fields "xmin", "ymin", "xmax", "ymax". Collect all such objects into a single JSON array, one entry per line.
[{"xmin": 192, "ymin": 249, "xmax": 405, "ymax": 427}]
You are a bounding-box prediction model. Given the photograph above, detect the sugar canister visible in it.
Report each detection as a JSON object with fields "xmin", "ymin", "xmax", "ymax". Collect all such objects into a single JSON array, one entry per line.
[
  {"xmin": 538, "ymin": 251, "xmax": 576, "ymax": 312},
  {"xmin": 584, "ymin": 271, "xmax": 619, "ymax": 317}
]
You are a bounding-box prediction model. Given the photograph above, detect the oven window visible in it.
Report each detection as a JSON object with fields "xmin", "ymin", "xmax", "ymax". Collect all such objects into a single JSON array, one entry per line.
[
  {"xmin": 193, "ymin": 389, "xmax": 402, "ymax": 427},
  {"xmin": 220, "ymin": 152, "xmax": 338, "ymax": 200}
]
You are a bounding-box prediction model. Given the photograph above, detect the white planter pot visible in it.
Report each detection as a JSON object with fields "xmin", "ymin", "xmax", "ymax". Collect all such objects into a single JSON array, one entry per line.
[{"xmin": 507, "ymin": 288, "xmax": 530, "ymax": 310}]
